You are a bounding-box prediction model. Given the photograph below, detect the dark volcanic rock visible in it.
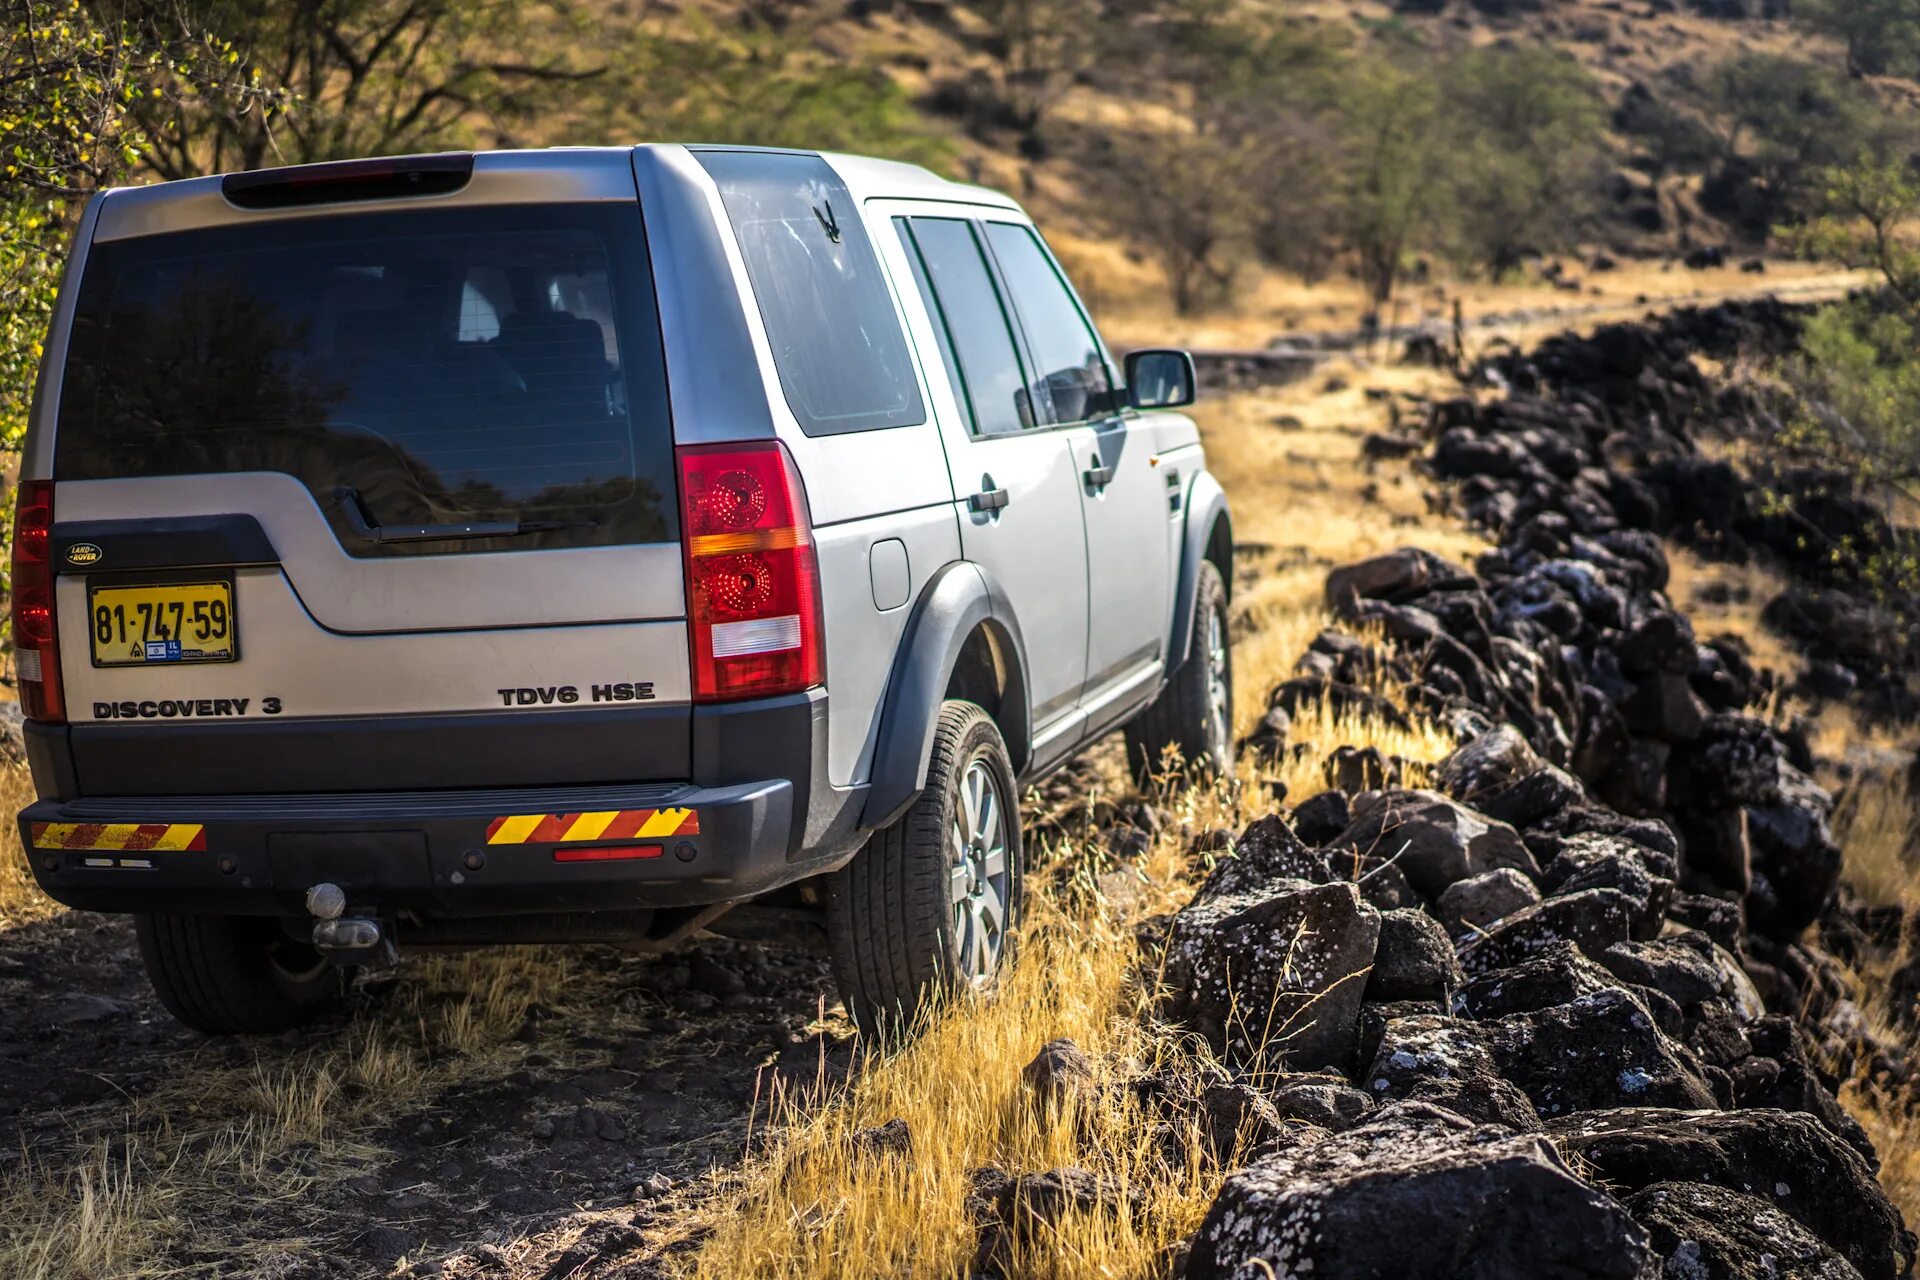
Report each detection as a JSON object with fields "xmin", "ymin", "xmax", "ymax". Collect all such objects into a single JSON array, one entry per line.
[
  {"xmin": 1361, "ymin": 1015, "xmax": 1543, "ymax": 1130},
  {"xmin": 1267, "ymin": 1073, "xmax": 1374, "ymax": 1132},
  {"xmin": 1487, "ymin": 989, "xmax": 1718, "ymax": 1117},
  {"xmin": 1625, "ymin": 1181, "xmax": 1863, "ymax": 1280},
  {"xmin": 1455, "ymin": 941, "xmax": 1623, "ymax": 1020},
  {"xmin": 1551, "ymin": 1108, "xmax": 1915, "ymax": 1280},
  {"xmin": 1458, "ymin": 889, "xmax": 1636, "ymax": 975},
  {"xmin": 1364, "ymin": 909, "xmax": 1463, "ymax": 1004},
  {"xmin": 1162, "ymin": 880, "xmax": 1381, "ymax": 1071},
  {"xmin": 1186, "ymin": 1103, "xmax": 1652, "ymax": 1280},
  {"xmin": 1435, "ymin": 866, "xmax": 1541, "ymax": 936},
  {"xmin": 967, "ymin": 1166, "xmax": 1133, "ymax": 1276},
  {"xmin": 1193, "ymin": 815, "xmax": 1332, "ymax": 903},
  {"xmin": 1329, "ymin": 790, "xmax": 1540, "ymax": 900}
]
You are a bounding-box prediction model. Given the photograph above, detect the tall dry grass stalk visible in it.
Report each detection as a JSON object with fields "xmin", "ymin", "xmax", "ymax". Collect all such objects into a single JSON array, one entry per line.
[
  {"xmin": 1832, "ymin": 773, "xmax": 1920, "ymax": 1225},
  {"xmin": 0, "ymin": 763, "xmax": 55, "ymax": 927}
]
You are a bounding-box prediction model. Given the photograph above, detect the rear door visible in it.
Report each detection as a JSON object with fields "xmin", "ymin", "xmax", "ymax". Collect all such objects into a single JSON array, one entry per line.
[
  {"xmin": 46, "ymin": 179, "xmax": 692, "ymax": 793},
  {"xmin": 979, "ymin": 221, "xmax": 1171, "ymax": 724},
  {"xmin": 880, "ymin": 211, "xmax": 1091, "ymax": 739}
]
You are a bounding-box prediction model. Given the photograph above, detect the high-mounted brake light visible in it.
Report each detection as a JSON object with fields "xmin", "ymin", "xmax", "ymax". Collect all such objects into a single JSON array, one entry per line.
[
  {"xmin": 677, "ymin": 442, "xmax": 824, "ymax": 702},
  {"xmin": 11, "ymin": 480, "xmax": 64, "ymax": 723},
  {"xmin": 220, "ymin": 153, "xmax": 474, "ymax": 209}
]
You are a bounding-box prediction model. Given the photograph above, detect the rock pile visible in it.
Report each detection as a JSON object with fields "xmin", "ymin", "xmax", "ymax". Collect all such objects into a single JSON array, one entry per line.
[{"xmin": 1165, "ymin": 308, "xmax": 1913, "ymax": 1276}]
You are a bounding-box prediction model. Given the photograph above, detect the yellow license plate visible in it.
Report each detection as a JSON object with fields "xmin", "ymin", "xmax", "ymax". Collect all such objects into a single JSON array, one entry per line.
[{"xmin": 88, "ymin": 581, "xmax": 237, "ymax": 667}]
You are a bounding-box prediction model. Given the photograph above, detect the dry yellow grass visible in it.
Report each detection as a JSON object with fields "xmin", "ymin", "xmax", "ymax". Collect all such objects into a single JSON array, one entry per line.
[{"xmin": 0, "ymin": 762, "xmax": 55, "ymax": 928}]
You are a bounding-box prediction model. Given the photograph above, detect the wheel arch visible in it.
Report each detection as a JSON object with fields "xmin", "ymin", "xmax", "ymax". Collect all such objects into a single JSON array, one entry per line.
[
  {"xmin": 1169, "ymin": 473, "xmax": 1234, "ymax": 675},
  {"xmin": 860, "ymin": 561, "xmax": 1032, "ymax": 830}
]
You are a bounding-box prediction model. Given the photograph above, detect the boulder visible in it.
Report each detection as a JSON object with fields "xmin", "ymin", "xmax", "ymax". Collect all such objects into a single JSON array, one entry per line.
[
  {"xmin": 1326, "ymin": 548, "xmax": 1475, "ymax": 609},
  {"xmin": 1193, "ymin": 815, "xmax": 1332, "ymax": 903},
  {"xmin": 1267, "ymin": 1073, "xmax": 1374, "ymax": 1132},
  {"xmin": 1361, "ymin": 1014, "xmax": 1543, "ymax": 1130},
  {"xmin": 1436, "ymin": 867, "xmax": 1542, "ymax": 937},
  {"xmin": 1162, "ymin": 880, "xmax": 1381, "ymax": 1072},
  {"xmin": 1186, "ymin": 1103, "xmax": 1653, "ymax": 1280},
  {"xmin": 1455, "ymin": 941, "xmax": 1623, "ymax": 1020},
  {"xmin": 1625, "ymin": 1181, "xmax": 1863, "ymax": 1280},
  {"xmin": 1598, "ymin": 935, "xmax": 1727, "ymax": 1009},
  {"xmin": 1329, "ymin": 790, "xmax": 1540, "ymax": 900},
  {"xmin": 967, "ymin": 1166, "xmax": 1134, "ymax": 1277},
  {"xmin": 1539, "ymin": 834, "xmax": 1676, "ymax": 939},
  {"xmin": 1290, "ymin": 790, "xmax": 1351, "ymax": 846},
  {"xmin": 1364, "ymin": 909, "xmax": 1463, "ymax": 1004},
  {"xmin": 1551, "ymin": 1108, "xmax": 1915, "ymax": 1280},
  {"xmin": 1487, "ymin": 989, "xmax": 1718, "ymax": 1116},
  {"xmin": 1433, "ymin": 726, "xmax": 1586, "ymax": 827},
  {"xmin": 1458, "ymin": 889, "xmax": 1636, "ymax": 975},
  {"xmin": 1022, "ymin": 1038, "xmax": 1097, "ymax": 1116}
]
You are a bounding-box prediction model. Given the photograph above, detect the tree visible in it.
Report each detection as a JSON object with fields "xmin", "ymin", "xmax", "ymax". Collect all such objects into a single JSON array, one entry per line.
[
  {"xmin": 1331, "ymin": 47, "xmax": 1447, "ymax": 319},
  {"xmin": 1441, "ymin": 46, "xmax": 1608, "ymax": 277},
  {"xmin": 1797, "ymin": 0, "xmax": 1920, "ymax": 78},
  {"xmin": 1696, "ymin": 52, "xmax": 1880, "ymax": 237},
  {"xmin": 0, "ymin": 1, "xmax": 254, "ymax": 453},
  {"xmin": 971, "ymin": 0, "xmax": 1100, "ymax": 153},
  {"xmin": 125, "ymin": 0, "xmax": 604, "ymax": 177}
]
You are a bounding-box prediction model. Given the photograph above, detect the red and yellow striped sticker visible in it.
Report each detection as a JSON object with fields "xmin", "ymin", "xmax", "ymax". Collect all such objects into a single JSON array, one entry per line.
[
  {"xmin": 485, "ymin": 807, "xmax": 698, "ymax": 846},
  {"xmin": 31, "ymin": 822, "xmax": 206, "ymax": 852}
]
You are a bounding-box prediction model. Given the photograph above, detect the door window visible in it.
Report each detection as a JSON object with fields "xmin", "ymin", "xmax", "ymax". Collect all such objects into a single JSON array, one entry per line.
[
  {"xmin": 981, "ymin": 222, "xmax": 1115, "ymax": 426},
  {"xmin": 898, "ymin": 217, "xmax": 1034, "ymax": 438}
]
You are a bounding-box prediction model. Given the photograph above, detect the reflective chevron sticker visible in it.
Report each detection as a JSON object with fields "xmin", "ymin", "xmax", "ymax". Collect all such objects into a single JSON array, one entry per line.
[
  {"xmin": 31, "ymin": 822, "xmax": 206, "ymax": 852},
  {"xmin": 484, "ymin": 807, "xmax": 699, "ymax": 845}
]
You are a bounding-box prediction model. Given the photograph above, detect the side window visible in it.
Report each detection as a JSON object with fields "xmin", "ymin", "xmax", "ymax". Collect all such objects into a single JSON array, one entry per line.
[
  {"xmin": 982, "ymin": 222, "xmax": 1115, "ymax": 425},
  {"xmin": 697, "ymin": 150, "xmax": 925, "ymax": 435},
  {"xmin": 899, "ymin": 217, "xmax": 1034, "ymax": 438}
]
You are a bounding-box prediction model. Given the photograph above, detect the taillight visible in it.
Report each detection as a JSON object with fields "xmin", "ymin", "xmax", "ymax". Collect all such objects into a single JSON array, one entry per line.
[
  {"xmin": 677, "ymin": 442, "xmax": 824, "ymax": 702},
  {"xmin": 11, "ymin": 479, "xmax": 64, "ymax": 723}
]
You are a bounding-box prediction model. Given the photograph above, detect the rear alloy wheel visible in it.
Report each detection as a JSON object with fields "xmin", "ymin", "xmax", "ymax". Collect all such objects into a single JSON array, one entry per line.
[
  {"xmin": 1125, "ymin": 558, "xmax": 1234, "ymax": 784},
  {"xmin": 827, "ymin": 700, "xmax": 1022, "ymax": 1038},
  {"xmin": 136, "ymin": 913, "xmax": 348, "ymax": 1035}
]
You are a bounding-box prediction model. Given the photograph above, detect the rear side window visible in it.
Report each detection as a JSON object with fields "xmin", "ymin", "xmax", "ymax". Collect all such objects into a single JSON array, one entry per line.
[
  {"xmin": 981, "ymin": 222, "xmax": 1116, "ymax": 425},
  {"xmin": 899, "ymin": 217, "xmax": 1033, "ymax": 438},
  {"xmin": 55, "ymin": 204, "xmax": 675, "ymax": 556},
  {"xmin": 697, "ymin": 150, "xmax": 924, "ymax": 436}
]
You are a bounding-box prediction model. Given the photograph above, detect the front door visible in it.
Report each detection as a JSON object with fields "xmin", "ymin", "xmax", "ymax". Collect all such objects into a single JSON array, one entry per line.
[{"xmin": 978, "ymin": 221, "xmax": 1172, "ymax": 719}]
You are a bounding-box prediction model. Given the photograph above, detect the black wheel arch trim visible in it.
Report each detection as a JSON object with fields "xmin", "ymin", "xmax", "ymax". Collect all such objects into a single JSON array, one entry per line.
[
  {"xmin": 860, "ymin": 560, "xmax": 1033, "ymax": 831},
  {"xmin": 1168, "ymin": 474, "xmax": 1233, "ymax": 675}
]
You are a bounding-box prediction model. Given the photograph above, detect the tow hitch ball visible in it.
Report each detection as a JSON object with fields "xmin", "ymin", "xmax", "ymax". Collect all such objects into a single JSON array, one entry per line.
[{"xmin": 306, "ymin": 882, "xmax": 397, "ymax": 970}]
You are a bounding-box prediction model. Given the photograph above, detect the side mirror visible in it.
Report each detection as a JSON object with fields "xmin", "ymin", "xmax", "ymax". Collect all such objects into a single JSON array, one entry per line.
[{"xmin": 1124, "ymin": 348, "xmax": 1197, "ymax": 410}]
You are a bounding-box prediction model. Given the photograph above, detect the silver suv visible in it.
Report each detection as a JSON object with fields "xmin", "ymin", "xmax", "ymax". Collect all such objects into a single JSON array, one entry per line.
[{"xmin": 14, "ymin": 146, "xmax": 1234, "ymax": 1035}]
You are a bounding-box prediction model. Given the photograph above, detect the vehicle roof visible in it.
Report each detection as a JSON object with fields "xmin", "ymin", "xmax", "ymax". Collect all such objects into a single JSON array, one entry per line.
[{"xmin": 88, "ymin": 144, "xmax": 1021, "ymax": 242}]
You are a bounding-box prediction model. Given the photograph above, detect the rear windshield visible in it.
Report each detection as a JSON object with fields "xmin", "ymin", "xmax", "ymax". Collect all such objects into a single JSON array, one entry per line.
[{"xmin": 55, "ymin": 203, "xmax": 675, "ymax": 556}]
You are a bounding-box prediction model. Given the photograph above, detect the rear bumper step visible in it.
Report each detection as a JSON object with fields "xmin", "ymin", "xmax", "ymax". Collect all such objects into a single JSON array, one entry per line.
[{"xmin": 20, "ymin": 778, "xmax": 825, "ymax": 917}]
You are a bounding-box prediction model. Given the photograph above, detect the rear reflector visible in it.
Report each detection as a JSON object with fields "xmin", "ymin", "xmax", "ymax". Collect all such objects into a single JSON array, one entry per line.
[{"xmin": 554, "ymin": 845, "xmax": 663, "ymax": 863}]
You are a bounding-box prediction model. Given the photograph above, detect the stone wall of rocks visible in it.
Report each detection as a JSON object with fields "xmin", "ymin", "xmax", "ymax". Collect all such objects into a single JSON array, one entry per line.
[{"xmin": 973, "ymin": 303, "xmax": 1919, "ymax": 1279}]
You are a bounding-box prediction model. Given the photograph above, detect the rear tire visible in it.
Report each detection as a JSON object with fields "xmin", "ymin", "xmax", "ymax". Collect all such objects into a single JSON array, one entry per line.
[
  {"xmin": 1125, "ymin": 558, "xmax": 1233, "ymax": 785},
  {"xmin": 826, "ymin": 700, "xmax": 1022, "ymax": 1039},
  {"xmin": 136, "ymin": 914, "xmax": 347, "ymax": 1035}
]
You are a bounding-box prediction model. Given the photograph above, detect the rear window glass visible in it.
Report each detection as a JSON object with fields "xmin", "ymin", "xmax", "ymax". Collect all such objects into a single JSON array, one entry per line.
[
  {"xmin": 697, "ymin": 150, "xmax": 924, "ymax": 436},
  {"xmin": 55, "ymin": 204, "xmax": 675, "ymax": 556}
]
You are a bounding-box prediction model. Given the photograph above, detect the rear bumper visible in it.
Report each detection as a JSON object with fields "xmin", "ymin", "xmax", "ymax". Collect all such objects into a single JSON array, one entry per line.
[{"xmin": 20, "ymin": 776, "xmax": 849, "ymax": 917}]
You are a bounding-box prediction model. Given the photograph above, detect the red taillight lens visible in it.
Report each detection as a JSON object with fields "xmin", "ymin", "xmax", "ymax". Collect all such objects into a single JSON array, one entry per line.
[
  {"xmin": 10, "ymin": 480, "xmax": 64, "ymax": 723},
  {"xmin": 677, "ymin": 442, "xmax": 824, "ymax": 702}
]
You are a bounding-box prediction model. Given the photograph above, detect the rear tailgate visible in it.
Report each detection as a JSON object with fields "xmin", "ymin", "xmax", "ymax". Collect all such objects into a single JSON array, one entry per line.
[{"xmin": 38, "ymin": 158, "xmax": 692, "ymax": 794}]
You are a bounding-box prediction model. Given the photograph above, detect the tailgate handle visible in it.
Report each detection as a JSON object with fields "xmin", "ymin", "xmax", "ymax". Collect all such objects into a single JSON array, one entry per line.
[{"xmin": 331, "ymin": 486, "xmax": 594, "ymax": 544}]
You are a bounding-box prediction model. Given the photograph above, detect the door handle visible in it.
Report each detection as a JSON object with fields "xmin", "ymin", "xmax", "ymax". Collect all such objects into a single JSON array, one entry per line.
[
  {"xmin": 1083, "ymin": 463, "xmax": 1115, "ymax": 490},
  {"xmin": 969, "ymin": 486, "xmax": 1010, "ymax": 513}
]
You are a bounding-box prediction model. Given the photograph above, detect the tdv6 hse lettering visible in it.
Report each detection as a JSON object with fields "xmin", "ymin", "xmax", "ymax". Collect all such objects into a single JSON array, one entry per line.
[{"xmin": 16, "ymin": 146, "xmax": 1232, "ymax": 1035}]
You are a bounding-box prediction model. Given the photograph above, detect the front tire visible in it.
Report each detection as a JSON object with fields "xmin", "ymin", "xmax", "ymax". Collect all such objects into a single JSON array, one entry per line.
[
  {"xmin": 136, "ymin": 914, "xmax": 347, "ymax": 1035},
  {"xmin": 1125, "ymin": 558, "xmax": 1234, "ymax": 785},
  {"xmin": 826, "ymin": 701, "xmax": 1022, "ymax": 1038}
]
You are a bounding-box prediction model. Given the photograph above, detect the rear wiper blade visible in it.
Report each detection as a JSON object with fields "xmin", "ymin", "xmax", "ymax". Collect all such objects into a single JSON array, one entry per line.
[{"xmin": 331, "ymin": 486, "xmax": 596, "ymax": 544}]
